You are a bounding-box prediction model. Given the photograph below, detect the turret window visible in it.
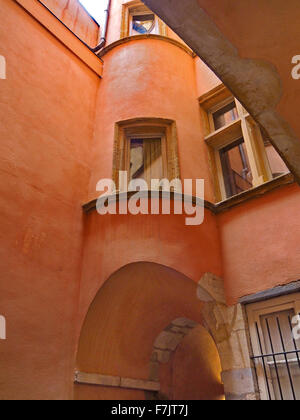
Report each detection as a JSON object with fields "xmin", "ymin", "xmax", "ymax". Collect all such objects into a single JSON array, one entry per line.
[
  {"xmin": 128, "ymin": 137, "xmax": 165, "ymax": 184},
  {"xmin": 246, "ymin": 293, "xmax": 300, "ymax": 400},
  {"xmin": 220, "ymin": 138, "xmax": 253, "ymax": 197},
  {"xmin": 212, "ymin": 102, "xmax": 239, "ymax": 131},
  {"xmin": 121, "ymin": 1, "xmax": 166, "ymax": 38},
  {"xmin": 264, "ymin": 139, "xmax": 289, "ymax": 179}
]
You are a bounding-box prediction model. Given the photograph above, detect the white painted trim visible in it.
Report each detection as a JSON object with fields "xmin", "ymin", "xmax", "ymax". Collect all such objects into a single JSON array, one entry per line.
[{"xmin": 14, "ymin": 0, "xmax": 103, "ymax": 77}]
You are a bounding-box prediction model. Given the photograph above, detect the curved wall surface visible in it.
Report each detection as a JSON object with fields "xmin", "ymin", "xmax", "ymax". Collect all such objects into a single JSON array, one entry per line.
[
  {"xmin": 107, "ymin": 0, "xmax": 190, "ymax": 47},
  {"xmin": 88, "ymin": 38, "xmax": 215, "ymax": 201},
  {"xmin": 75, "ymin": 262, "xmax": 223, "ymax": 400}
]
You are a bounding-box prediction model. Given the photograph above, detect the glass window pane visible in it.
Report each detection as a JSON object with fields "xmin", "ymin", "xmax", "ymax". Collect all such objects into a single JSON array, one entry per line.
[
  {"xmin": 220, "ymin": 138, "xmax": 253, "ymax": 198},
  {"xmin": 132, "ymin": 14, "xmax": 155, "ymax": 35},
  {"xmin": 213, "ymin": 102, "xmax": 239, "ymax": 131},
  {"xmin": 264, "ymin": 141, "xmax": 289, "ymax": 179},
  {"xmin": 129, "ymin": 138, "xmax": 163, "ymax": 185}
]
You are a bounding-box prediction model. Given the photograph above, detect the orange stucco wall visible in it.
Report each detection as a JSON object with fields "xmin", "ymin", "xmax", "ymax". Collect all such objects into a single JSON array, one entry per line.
[
  {"xmin": 75, "ymin": 263, "xmax": 224, "ymax": 400},
  {"xmin": 41, "ymin": 0, "xmax": 99, "ymax": 46}
]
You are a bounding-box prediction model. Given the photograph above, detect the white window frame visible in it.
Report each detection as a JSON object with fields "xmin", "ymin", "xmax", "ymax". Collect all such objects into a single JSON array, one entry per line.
[
  {"xmin": 129, "ymin": 11, "xmax": 158, "ymax": 36},
  {"xmin": 124, "ymin": 132, "xmax": 168, "ymax": 185},
  {"xmin": 199, "ymin": 86, "xmax": 288, "ymax": 202}
]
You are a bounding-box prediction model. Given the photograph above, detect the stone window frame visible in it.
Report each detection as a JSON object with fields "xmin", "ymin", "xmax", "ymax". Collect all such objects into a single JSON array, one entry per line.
[
  {"xmin": 112, "ymin": 118, "xmax": 180, "ymax": 191},
  {"xmin": 246, "ymin": 293, "xmax": 300, "ymax": 401},
  {"xmin": 199, "ymin": 84, "xmax": 286, "ymax": 202},
  {"xmin": 120, "ymin": 0, "xmax": 167, "ymax": 39}
]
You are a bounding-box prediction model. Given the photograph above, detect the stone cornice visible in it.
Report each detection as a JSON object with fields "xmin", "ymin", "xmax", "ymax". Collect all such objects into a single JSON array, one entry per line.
[
  {"xmin": 97, "ymin": 34, "xmax": 196, "ymax": 58},
  {"xmin": 15, "ymin": 0, "xmax": 103, "ymax": 77}
]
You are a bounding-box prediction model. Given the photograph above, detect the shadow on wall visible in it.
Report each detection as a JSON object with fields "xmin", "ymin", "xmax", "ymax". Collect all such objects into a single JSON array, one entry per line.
[{"xmin": 151, "ymin": 318, "xmax": 224, "ymax": 400}]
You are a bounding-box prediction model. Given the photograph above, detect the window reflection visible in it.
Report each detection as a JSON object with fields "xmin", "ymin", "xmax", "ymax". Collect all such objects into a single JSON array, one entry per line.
[
  {"xmin": 130, "ymin": 138, "xmax": 163, "ymax": 185},
  {"xmin": 131, "ymin": 14, "xmax": 156, "ymax": 35},
  {"xmin": 220, "ymin": 138, "xmax": 253, "ymax": 198}
]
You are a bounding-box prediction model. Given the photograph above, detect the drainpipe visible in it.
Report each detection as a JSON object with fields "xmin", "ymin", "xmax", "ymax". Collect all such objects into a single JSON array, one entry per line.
[{"xmin": 91, "ymin": 0, "xmax": 111, "ymax": 54}]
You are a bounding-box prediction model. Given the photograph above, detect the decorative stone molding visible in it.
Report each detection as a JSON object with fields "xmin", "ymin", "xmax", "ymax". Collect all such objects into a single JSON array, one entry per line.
[
  {"xmin": 15, "ymin": 0, "xmax": 103, "ymax": 77},
  {"xmin": 75, "ymin": 371, "xmax": 160, "ymax": 392},
  {"xmin": 120, "ymin": 0, "xmax": 168, "ymax": 40},
  {"xmin": 239, "ymin": 279, "xmax": 300, "ymax": 305}
]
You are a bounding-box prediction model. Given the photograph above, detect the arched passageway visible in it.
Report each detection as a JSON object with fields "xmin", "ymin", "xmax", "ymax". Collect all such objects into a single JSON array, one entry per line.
[{"xmin": 75, "ymin": 262, "xmax": 224, "ymax": 400}]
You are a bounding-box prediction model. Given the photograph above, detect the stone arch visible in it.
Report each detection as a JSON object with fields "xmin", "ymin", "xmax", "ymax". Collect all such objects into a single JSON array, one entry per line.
[
  {"xmin": 148, "ymin": 317, "xmax": 224, "ymax": 400},
  {"xmin": 0, "ymin": 56, "xmax": 6, "ymax": 80}
]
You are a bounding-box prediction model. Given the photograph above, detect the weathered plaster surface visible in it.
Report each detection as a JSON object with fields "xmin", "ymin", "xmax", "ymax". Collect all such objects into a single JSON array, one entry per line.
[{"xmin": 197, "ymin": 273, "xmax": 258, "ymax": 400}]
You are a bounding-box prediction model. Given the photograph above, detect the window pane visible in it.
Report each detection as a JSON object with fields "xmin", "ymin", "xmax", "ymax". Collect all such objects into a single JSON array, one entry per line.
[
  {"xmin": 213, "ymin": 102, "xmax": 239, "ymax": 131},
  {"xmin": 132, "ymin": 14, "xmax": 155, "ymax": 35},
  {"xmin": 130, "ymin": 138, "xmax": 163, "ymax": 185},
  {"xmin": 130, "ymin": 139, "xmax": 144, "ymax": 180},
  {"xmin": 264, "ymin": 141, "xmax": 289, "ymax": 178},
  {"xmin": 220, "ymin": 138, "xmax": 253, "ymax": 198}
]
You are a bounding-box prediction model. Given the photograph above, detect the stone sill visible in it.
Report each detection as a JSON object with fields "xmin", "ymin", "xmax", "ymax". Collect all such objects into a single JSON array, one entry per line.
[
  {"xmin": 83, "ymin": 173, "xmax": 295, "ymax": 216},
  {"xmin": 15, "ymin": 0, "xmax": 103, "ymax": 77},
  {"xmin": 97, "ymin": 34, "xmax": 195, "ymax": 58}
]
